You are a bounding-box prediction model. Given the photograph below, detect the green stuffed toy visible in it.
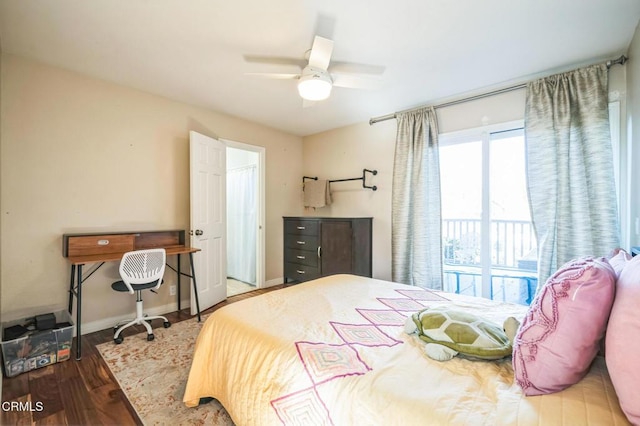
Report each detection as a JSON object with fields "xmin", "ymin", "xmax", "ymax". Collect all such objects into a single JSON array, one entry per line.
[{"xmin": 404, "ymin": 306, "xmax": 521, "ymax": 361}]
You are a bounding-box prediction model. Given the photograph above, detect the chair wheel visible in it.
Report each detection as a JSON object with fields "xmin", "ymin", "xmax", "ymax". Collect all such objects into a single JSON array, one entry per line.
[
  {"xmin": 163, "ymin": 321, "xmax": 171, "ymax": 328},
  {"xmin": 147, "ymin": 334, "xmax": 155, "ymax": 341},
  {"xmin": 114, "ymin": 336, "xmax": 123, "ymax": 344}
]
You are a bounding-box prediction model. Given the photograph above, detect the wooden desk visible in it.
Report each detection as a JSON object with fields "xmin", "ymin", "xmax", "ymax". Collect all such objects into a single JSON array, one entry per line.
[{"xmin": 63, "ymin": 230, "xmax": 201, "ymax": 360}]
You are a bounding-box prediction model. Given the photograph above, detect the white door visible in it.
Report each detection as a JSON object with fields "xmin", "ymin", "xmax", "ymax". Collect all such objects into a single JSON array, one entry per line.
[{"xmin": 189, "ymin": 131, "xmax": 227, "ymax": 314}]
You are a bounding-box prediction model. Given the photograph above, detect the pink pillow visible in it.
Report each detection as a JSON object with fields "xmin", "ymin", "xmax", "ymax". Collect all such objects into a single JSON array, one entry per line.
[
  {"xmin": 608, "ymin": 249, "xmax": 631, "ymax": 278},
  {"xmin": 597, "ymin": 249, "xmax": 630, "ymax": 357},
  {"xmin": 606, "ymin": 255, "xmax": 640, "ymax": 424},
  {"xmin": 512, "ymin": 257, "xmax": 616, "ymax": 396}
]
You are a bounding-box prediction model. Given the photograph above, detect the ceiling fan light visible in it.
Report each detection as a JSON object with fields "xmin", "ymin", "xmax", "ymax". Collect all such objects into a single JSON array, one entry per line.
[{"xmin": 298, "ymin": 72, "xmax": 332, "ymax": 101}]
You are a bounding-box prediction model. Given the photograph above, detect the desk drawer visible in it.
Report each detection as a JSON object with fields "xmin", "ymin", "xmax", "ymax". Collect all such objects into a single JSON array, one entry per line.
[
  {"xmin": 284, "ymin": 262, "xmax": 320, "ymax": 282},
  {"xmin": 285, "ymin": 248, "xmax": 318, "ymax": 267},
  {"xmin": 284, "ymin": 234, "xmax": 319, "ymax": 250},
  {"xmin": 284, "ymin": 220, "xmax": 319, "ymax": 236},
  {"xmin": 66, "ymin": 234, "xmax": 135, "ymax": 257}
]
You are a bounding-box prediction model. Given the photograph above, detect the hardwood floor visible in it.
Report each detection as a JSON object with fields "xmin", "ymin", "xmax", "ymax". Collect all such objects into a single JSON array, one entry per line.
[{"xmin": 1, "ymin": 285, "xmax": 283, "ymax": 425}]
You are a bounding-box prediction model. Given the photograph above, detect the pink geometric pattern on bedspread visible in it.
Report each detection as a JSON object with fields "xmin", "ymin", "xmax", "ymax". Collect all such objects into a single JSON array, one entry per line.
[
  {"xmin": 395, "ymin": 289, "xmax": 449, "ymax": 301},
  {"xmin": 356, "ymin": 308, "xmax": 408, "ymax": 326},
  {"xmin": 330, "ymin": 322, "xmax": 402, "ymax": 347},
  {"xmin": 296, "ymin": 341, "xmax": 371, "ymax": 385},
  {"xmin": 270, "ymin": 284, "xmax": 428, "ymax": 424},
  {"xmin": 271, "ymin": 387, "xmax": 333, "ymax": 426},
  {"xmin": 377, "ymin": 297, "xmax": 426, "ymax": 311}
]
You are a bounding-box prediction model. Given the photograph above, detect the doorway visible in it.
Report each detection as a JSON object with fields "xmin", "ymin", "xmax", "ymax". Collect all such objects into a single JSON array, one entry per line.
[{"xmin": 224, "ymin": 140, "xmax": 265, "ymax": 296}]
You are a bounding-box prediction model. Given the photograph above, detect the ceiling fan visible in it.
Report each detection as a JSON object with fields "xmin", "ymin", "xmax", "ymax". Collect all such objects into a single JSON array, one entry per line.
[{"xmin": 244, "ymin": 35, "xmax": 385, "ymax": 104}]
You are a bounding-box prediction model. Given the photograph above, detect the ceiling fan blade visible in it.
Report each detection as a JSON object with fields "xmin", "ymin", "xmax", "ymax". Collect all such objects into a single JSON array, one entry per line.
[
  {"xmin": 243, "ymin": 55, "xmax": 306, "ymax": 69},
  {"xmin": 244, "ymin": 72, "xmax": 299, "ymax": 80},
  {"xmin": 332, "ymin": 74, "xmax": 383, "ymax": 90},
  {"xmin": 308, "ymin": 36, "xmax": 333, "ymax": 70},
  {"xmin": 329, "ymin": 62, "xmax": 386, "ymax": 75}
]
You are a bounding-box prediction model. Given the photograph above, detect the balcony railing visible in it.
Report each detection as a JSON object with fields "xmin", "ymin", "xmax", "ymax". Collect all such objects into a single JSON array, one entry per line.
[
  {"xmin": 443, "ymin": 218, "xmax": 537, "ymax": 270},
  {"xmin": 442, "ymin": 218, "xmax": 538, "ymax": 305}
]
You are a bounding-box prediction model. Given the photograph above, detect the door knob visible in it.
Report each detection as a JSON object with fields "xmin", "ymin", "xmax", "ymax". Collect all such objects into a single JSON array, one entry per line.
[{"xmin": 195, "ymin": 229, "xmax": 204, "ymax": 236}]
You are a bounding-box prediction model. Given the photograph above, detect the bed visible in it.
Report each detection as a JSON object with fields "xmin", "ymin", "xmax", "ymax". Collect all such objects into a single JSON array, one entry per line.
[{"xmin": 183, "ymin": 274, "xmax": 629, "ymax": 425}]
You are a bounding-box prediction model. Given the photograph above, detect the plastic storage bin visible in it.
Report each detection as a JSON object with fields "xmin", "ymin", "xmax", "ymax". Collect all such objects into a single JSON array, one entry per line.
[{"xmin": 1, "ymin": 310, "xmax": 73, "ymax": 378}]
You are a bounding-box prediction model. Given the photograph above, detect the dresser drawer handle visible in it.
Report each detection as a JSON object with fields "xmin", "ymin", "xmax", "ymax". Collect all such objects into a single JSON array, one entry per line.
[
  {"xmin": 296, "ymin": 255, "xmax": 306, "ymax": 259},
  {"xmin": 296, "ymin": 241, "xmax": 305, "ymax": 245},
  {"xmin": 296, "ymin": 269, "xmax": 306, "ymax": 274},
  {"xmin": 296, "ymin": 226, "xmax": 306, "ymax": 230}
]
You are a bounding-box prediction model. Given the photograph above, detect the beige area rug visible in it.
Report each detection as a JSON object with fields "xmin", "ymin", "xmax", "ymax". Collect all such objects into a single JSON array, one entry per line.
[{"xmin": 96, "ymin": 316, "xmax": 234, "ymax": 425}]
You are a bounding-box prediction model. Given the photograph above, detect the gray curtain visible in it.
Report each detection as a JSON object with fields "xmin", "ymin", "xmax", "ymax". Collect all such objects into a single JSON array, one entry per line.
[
  {"xmin": 525, "ymin": 64, "xmax": 620, "ymax": 289},
  {"xmin": 392, "ymin": 107, "xmax": 443, "ymax": 289}
]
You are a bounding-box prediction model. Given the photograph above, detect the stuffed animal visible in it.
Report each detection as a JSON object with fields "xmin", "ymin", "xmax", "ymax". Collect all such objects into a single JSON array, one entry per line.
[{"xmin": 404, "ymin": 306, "xmax": 521, "ymax": 361}]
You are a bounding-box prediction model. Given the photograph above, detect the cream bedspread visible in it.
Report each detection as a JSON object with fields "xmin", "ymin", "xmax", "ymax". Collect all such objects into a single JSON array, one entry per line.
[{"xmin": 183, "ymin": 274, "xmax": 629, "ymax": 426}]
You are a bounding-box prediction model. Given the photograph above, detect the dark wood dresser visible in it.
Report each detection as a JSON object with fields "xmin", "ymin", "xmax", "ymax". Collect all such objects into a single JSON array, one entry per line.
[{"xmin": 283, "ymin": 217, "xmax": 372, "ymax": 283}]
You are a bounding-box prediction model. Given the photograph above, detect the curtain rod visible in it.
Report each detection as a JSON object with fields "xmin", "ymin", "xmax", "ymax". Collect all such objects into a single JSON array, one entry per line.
[{"xmin": 369, "ymin": 54, "xmax": 629, "ymax": 126}]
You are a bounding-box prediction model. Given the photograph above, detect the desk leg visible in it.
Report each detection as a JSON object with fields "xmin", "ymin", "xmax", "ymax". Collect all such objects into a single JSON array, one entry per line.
[
  {"xmin": 76, "ymin": 264, "xmax": 83, "ymax": 360},
  {"xmin": 177, "ymin": 254, "xmax": 182, "ymax": 311},
  {"xmin": 189, "ymin": 252, "xmax": 201, "ymax": 322},
  {"xmin": 68, "ymin": 265, "xmax": 76, "ymax": 314}
]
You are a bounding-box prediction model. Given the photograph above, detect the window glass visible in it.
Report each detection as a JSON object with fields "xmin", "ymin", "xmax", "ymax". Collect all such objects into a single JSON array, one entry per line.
[{"xmin": 440, "ymin": 126, "xmax": 537, "ymax": 305}]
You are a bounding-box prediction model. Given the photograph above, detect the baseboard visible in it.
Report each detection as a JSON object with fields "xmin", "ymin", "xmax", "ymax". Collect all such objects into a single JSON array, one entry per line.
[
  {"xmin": 79, "ymin": 298, "xmax": 191, "ymax": 336},
  {"xmin": 264, "ymin": 277, "xmax": 284, "ymax": 288},
  {"xmin": 9, "ymin": 278, "xmax": 288, "ymax": 338}
]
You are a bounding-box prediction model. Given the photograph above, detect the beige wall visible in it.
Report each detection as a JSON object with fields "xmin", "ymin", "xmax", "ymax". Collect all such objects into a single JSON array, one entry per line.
[
  {"xmin": 302, "ymin": 120, "xmax": 396, "ymax": 280},
  {"xmin": 0, "ymin": 54, "xmax": 303, "ymax": 327},
  {"xmin": 302, "ymin": 64, "xmax": 628, "ymax": 282},
  {"xmin": 0, "ymin": 42, "xmax": 3, "ymax": 400}
]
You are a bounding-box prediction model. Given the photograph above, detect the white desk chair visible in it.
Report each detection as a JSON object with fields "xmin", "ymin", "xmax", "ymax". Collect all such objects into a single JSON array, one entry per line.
[{"xmin": 111, "ymin": 248, "xmax": 171, "ymax": 344}]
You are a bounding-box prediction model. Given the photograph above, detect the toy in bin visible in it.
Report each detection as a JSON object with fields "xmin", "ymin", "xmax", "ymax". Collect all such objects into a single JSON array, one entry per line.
[{"xmin": 1, "ymin": 310, "xmax": 74, "ymax": 377}]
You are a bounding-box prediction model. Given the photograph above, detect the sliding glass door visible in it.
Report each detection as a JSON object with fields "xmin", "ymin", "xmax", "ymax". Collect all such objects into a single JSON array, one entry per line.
[{"xmin": 440, "ymin": 123, "xmax": 537, "ymax": 305}]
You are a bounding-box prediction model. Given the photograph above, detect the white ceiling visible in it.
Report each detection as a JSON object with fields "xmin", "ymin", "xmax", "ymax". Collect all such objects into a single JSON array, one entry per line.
[{"xmin": 1, "ymin": 0, "xmax": 640, "ymax": 136}]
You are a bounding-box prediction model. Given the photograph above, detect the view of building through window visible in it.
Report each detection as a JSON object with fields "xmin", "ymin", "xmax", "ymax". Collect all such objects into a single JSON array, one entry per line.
[{"xmin": 440, "ymin": 128, "xmax": 538, "ymax": 305}]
